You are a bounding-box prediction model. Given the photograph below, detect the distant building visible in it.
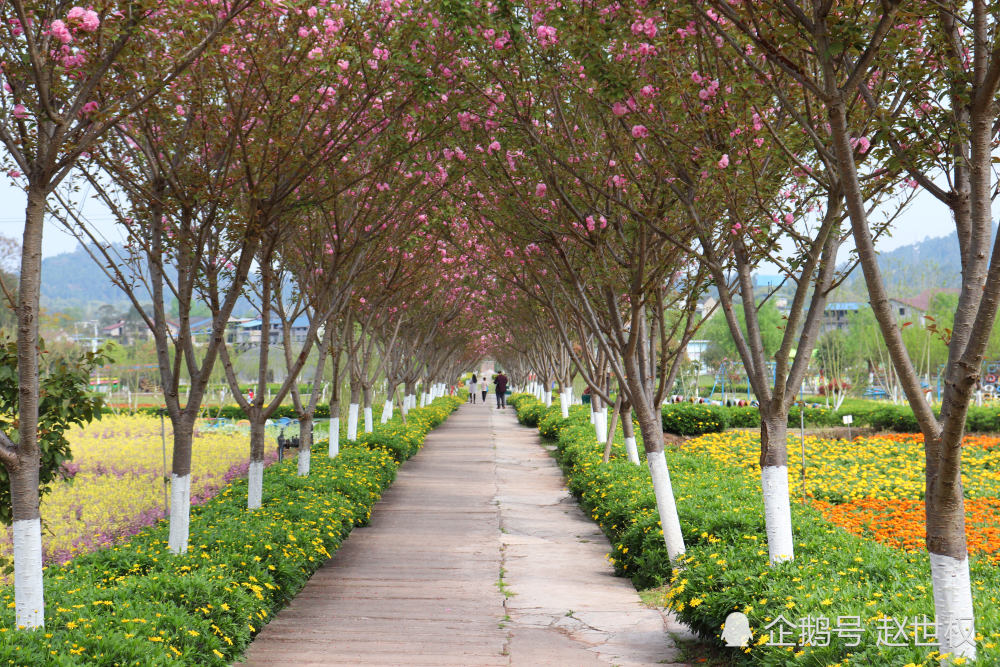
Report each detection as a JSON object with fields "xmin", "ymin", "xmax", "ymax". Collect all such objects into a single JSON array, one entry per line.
[
  {"xmin": 823, "ymin": 302, "xmax": 861, "ymax": 333},
  {"xmin": 101, "ymin": 320, "xmax": 125, "ymax": 341},
  {"xmin": 235, "ymin": 314, "xmax": 311, "ymax": 346},
  {"xmin": 686, "ymin": 340, "xmax": 709, "ymax": 364},
  {"xmin": 888, "ymin": 289, "xmax": 960, "ymax": 323}
]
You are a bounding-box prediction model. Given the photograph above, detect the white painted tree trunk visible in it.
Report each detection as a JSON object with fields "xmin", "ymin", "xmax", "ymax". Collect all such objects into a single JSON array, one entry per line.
[
  {"xmin": 565, "ymin": 387, "xmax": 573, "ymax": 405},
  {"xmin": 247, "ymin": 460, "xmax": 264, "ymax": 510},
  {"xmin": 381, "ymin": 399, "xmax": 393, "ymax": 423},
  {"xmin": 594, "ymin": 408, "xmax": 608, "ymax": 444},
  {"xmin": 297, "ymin": 446, "xmax": 310, "ymax": 477},
  {"xmin": 544, "ymin": 390, "xmax": 552, "ymax": 407},
  {"xmin": 168, "ymin": 473, "xmax": 191, "ymax": 554},
  {"xmin": 931, "ymin": 553, "xmax": 977, "ymax": 661},
  {"xmin": 647, "ymin": 450, "xmax": 686, "ymax": 562},
  {"xmin": 363, "ymin": 406, "xmax": 373, "ymax": 433},
  {"xmin": 328, "ymin": 419, "xmax": 340, "ymax": 457},
  {"xmin": 589, "ymin": 407, "xmax": 596, "ymax": 424},
  {"xmin": 624, "ymin": 436, "xmax": 640, "ymax": 464},
  {"xmin": 347, "ymin": 403, "xmax": 360, "ymax": 441},
  {"xmin": 13, "ymin": 518, "xmax": 44, "ymax": 629},
  {"xmin": 560, "ymin": 391, "xmax": 570, "ymax": 419},
  {"xmin": 761, "ymin": 466, "xmax": 795, "ymax": 564}
]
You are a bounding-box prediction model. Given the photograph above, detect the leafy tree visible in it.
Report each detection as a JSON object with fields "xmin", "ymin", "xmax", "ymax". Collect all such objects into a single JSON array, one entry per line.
[{"xmin": 701, "ymin": 302, "xmax": 784, "ymax": 367}]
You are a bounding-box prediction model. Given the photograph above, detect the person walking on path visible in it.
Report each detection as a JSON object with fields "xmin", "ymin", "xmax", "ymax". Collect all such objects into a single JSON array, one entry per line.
[
  {"xmin": 494, "ymin": 371, "xmax": 508, "ymax": 409},
  {"xmin": 480, "ymin": 376, "xmax": 488, "ymax": 403},
  {"xmin": 468, "ymin": 374, "xmax": 477, "ymax": 403}
]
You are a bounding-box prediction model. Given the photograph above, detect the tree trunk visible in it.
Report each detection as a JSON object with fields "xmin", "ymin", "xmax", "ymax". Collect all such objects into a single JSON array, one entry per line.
[
  {"xmin": 10, "ymin": 185, "xmax": 47, "ymax": 628},
  {"xmin": 602, "ymin": 394, "xmax": 623, "ymax": 463},
  {"xmin": 363, "ymin": 386, "xmax": 374, "ymax": 433},
  {"xmin": 381, "ymin": 383, "xmax": 396, "ymax": 423},
  {"xmin": 167, "ymin": 419, "xmax": 194, "ymax": 554},
  {"xmin": 594, "ymin": 396, "xmax": 607, "ymax": 444},
  {"xmin": 632, "ymin": 396, "xmax": 685, "ymax": 563},
  {"xmin": 403, "ymin": 380, "xmax": 415, "ymax": 415},
  {"xmin": 347, "ymin": 384, "xmax": 361, "ymax": 442},
  {"xmin": 760, "ymin": 414, "xmax": 794, "ymax": 564},
  {"xmin": 247, "ymin": 419, "xmax": 266, "ymax": 510},
  {"xmin": 297, "ymin": 414, "xmax": 312, "ymax": 477},
  {"xmin": 926, "ymin": 434, "xmax": 975, "ymax": 658},
  {"xmin": 622, "ymin": 406, "xmax": 640, "ymax": 464},
  {"xmin": 329, "ymin": 399, "xmax": 341, "ymax": 458}
]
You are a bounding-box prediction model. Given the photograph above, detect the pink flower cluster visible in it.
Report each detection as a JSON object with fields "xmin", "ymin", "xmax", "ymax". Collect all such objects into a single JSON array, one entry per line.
[
  {"xmin": 536, "ymin": 25, "xmax": 557, "ymax": 47},
  {"xmin": 67, "ymin": 7, "xmax": 100, "ymax": 31}
]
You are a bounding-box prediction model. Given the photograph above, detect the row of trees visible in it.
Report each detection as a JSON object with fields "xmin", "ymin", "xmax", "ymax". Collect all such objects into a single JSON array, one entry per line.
[
  {"xmin": 0, "ymin": 0, "xmax": 490, "ymax": 630},
  {"xmin": 434, "ymin": 2, "xmax": 998, "ymax": 661}
]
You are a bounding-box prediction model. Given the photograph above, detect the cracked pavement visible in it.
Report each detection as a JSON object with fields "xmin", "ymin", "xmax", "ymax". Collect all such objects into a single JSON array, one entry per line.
[{"xmin": 492, "ymin": 405, "xmax": 693, "ymax": 666}]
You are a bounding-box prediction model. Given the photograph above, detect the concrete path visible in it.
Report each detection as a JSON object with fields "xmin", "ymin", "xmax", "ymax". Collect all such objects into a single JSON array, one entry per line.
[{"xmin": 241, "ymin": 402, "xmax": 691, "ymax": 666}]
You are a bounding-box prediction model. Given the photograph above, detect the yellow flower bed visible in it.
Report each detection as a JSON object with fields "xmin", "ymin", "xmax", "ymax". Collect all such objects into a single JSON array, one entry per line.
[
  {"xmin": 684, "ymin": 430, "xmax": 1000, "ymax": 502},
  {"xmin": 0, "ymin": 415, "xmax": 251, "ymax": 567}
]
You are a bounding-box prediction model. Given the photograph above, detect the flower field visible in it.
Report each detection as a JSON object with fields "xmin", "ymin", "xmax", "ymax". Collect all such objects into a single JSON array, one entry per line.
[
  {"xmin": 683, "ymin": 431, "xmax": 1000, "ymax": 562},
  {"xmin": 0, "ymin": 415, "xmax": 258, "ymax": 568}
]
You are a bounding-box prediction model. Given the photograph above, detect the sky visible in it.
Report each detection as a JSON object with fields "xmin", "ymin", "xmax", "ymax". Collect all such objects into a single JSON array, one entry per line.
[{"xmin": 0, "ymin": 172, "xmax": 958, "ymax": 260}]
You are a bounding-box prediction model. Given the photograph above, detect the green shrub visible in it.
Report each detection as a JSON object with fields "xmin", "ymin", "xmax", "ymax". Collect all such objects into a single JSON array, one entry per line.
[
  {"xmin": 538, "ymin": 407, "xmax": 569, "ymax": 440},
  {"xmin": 727, "ymin": 406, "xmax": 760, "ymax": 428},
  {"xmin": 515, "ymin": 398, "xmax": 546, "ymax": 427},
  {"xmin": 866, "ymin": 404, "xmax": 920, "ymax": 432},
  {"xmin": 661, "ymin": 403, "xmax": 727, "ymax": 435}
]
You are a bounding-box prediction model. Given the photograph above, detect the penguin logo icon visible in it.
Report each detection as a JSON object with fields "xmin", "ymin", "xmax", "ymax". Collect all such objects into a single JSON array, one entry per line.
[{"xmin": 722, "ymin": 611, "xmax": 752, "ymax": 648}]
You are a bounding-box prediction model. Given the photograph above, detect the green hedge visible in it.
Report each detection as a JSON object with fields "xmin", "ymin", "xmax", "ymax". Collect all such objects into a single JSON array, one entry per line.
[
  {"xmin": 665, "ymin": 401, "xmax": 1000, "ymax": 434},
  {"xmin": 661, "ymin": 403, "xmax": 728, "ymax": 436},
  {"xmin": 513, "ymin": 394, "xmax": 1000, "ymax": 665},
  {"xmin": 0, "ymin": 396, "xmax": 461, "ymax": 666},
  {"xmin": 510, "ymin": 393, "xmax": 546, "ymax": 427}
]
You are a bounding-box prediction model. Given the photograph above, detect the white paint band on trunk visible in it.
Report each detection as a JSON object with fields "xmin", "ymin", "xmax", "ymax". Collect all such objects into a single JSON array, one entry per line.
[
  {"xmin": 363, "ymin": 406, "xmax": 373, "ymax": 433},
  {"xmin": 646, "ymin": 451, "xmax": 686, "ymax": 562},
  {"xmin": 297, "ymin": 445, "xmax": 310, "ymax": 477},
  {"xmin": 247, "ymin": 460, "xmax": 264, "ymax": 510},
  {"xmin": 328, "ymin": 419, "xmax": 340, "ymax": 457},
  {"xmin": 168, "ymin": 473, "xmax": 191, "ymax": 554},
  {"xmin": 594, "ymin": 409, "xmax": 607, "ymax": 444},
  {"xmin": 624, "ymin": 436, "xmax": 640, "ymax": 464},
  {"xmin": 560, "ymin": 392, "xmax": 570, "ymax": 419},
  {"xmin": 381, "ymin": 399, "xmax": 393, "ymax": 423},
  {"xmin": 761, "ymin": 465, "xmax": 795, "ymax": 564},
  {"xmin": 544, "ymin": 391, "xmax": 552, "ymax": 406},
  {"xmin": 347, "ymin": 403, "xmax": 360, "ymax": 441},
  {"xmin": 13, "ymin": 518, "xmax": 44, "ymax": 629},
  {"xmin": 930, "ymin": 552, "xmax": 977, "ymax": 661}
]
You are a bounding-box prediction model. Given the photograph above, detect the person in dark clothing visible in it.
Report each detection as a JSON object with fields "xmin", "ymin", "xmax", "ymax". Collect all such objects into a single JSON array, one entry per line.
[{"xmin": 494, "ymin": 372, "xmax": 509, "ymax": 408}]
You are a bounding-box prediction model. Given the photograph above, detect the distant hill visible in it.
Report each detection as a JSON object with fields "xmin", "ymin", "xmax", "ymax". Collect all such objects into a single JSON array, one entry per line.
[
  {"xmin": 41, "ymin": 244, "xmax": 257, "ymax": 317},
  {"xmin": 41, "ymin": 245, "xmax": 139, "ymax": 314},
  {"xmin": 831, "ymin": 225, "xmax": 997, "ymax": 301}
]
